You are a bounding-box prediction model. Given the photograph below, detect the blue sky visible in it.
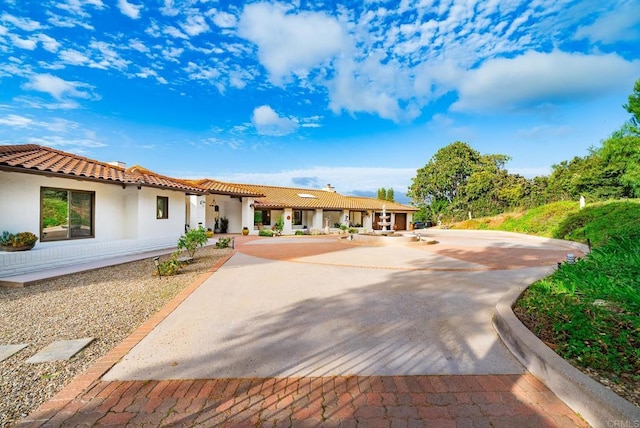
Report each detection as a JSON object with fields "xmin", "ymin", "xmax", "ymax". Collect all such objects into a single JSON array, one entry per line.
[{"xmin": 1, "ymin": 0, "xmax": 639, "ymax": 202}]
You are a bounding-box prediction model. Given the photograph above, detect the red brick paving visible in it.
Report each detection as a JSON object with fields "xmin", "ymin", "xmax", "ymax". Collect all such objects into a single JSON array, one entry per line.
[
  {"xmin": 17, "ymin": 236, "xmax": 589, "ymax": 427},
  {"xmin": 19, "ymin": 374, "xmax": 587, "ymax": 427}
]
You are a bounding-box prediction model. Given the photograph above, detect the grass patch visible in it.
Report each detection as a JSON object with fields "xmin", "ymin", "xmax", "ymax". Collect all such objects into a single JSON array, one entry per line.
[
  {"xmin": 454, "ymin": 201, "xmax": 579, "ymax": 237},
  {"xmin": 515, "ymin": 234, "xmax": 640, "ymax": 379},
  {"xmin": 553, "ymin": 200, "xmax": 640, "ymax": 247}
]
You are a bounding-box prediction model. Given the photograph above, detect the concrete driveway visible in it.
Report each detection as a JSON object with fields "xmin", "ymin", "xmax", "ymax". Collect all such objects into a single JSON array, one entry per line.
[{"xmin": 103, "ymin": 230, "xmax": 581, "ymax": 381}]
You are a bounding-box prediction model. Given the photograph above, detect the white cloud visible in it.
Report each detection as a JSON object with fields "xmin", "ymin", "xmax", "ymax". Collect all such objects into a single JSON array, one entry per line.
[
  {"xmin": 452, "ymin": 50, "xmax": 640, "ymax": 113},
  {"xmin": 21, "ymin": 73, "xmax": 96, "ymax": 102},
  {"xmin": 180, "ymin": 14, "xmax": 209, "ymax": 37},
  {"xmin": 47, "ymin": 12, "xmax": 94, "ymax": 30},
  {"xmin": 117, "ymin": 0, "xmax": 142, "ymax": 19},
  {"xmin": 159, "ymin": 0, "xmax": 180, "ymax": 17},
  {"xmin": 9, "ymin": 35, "xmax": 38, "ymax": 50},
  {"xmin": 0, "ymin": 114, "xmax": 32, "ymax": 127},
  {"xmin": 574, "ymin": 1, "xmax": 640, "ymax": 44},
  {"xmin": 251, "ymin": 105, "xmax": 299, "ymax": 136},
  {"xmin": 38, "ymin": 34, "xmax": 60, "ymax": 52},
  {"xmin": 238, "ymin": 2, "xmax": 346, "ymax": 83},
  {"xmin": 59, "ymin": 48, "xmax": 90, "ymax": 65},
  {"xmin": 1, "ymin": 13, "xmax": 42, "ymax": 31},
  {"xmin": 164, "ymin": 25, "xmax": 189, "ymax": 39},
  {"xmin": 88, "ymin": 40, "xmax": 129, "ymax": 70},
  {"xmin": 26, "ymin": 135, "xmax": 106, "ymax": 150},
  {"xmin": 55, "ymin": 0, "xmax": 104, "ymax": 19},
  {"xmin": 129, "ymin": 39, "xmax": 149, "ymax": 53},
  {"xmin": 211, "ymin": 11, "xmax": 237, "ymax": 28}
]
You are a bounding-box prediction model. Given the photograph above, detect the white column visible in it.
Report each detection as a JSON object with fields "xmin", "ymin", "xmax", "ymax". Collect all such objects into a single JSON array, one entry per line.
[
  {"xmin": 241, "ymin": 198, "xmax": 254, "ymax": 234},
  {"xmin": 342, "ymin": 209, "xmax": 350, "ymax": 226},
  {"xmin": 313, "ymin": 209, "xmax": 323, "ymax": 231},
  {"xmin": 364, "ymin": 212, "xmax": 373, "ymax": 231},
  {"xmin": 283, "ymin": 208, "xmax": 293, "ymax": 235}
]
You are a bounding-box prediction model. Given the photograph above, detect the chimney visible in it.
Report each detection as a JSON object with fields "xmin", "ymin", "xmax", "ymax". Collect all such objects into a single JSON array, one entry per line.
[
  {"xmin": 322, "ymin": 183, "xmax": 336, "ymax": 192},
  {"xmin": 108, "ymin": 161, "xmax": 126, "ymax": 168}
]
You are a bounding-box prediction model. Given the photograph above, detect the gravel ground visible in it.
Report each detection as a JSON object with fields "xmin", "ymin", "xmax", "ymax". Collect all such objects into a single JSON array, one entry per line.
[{"xmin": 0, "ymin": 246, "xmax": 231, "ymax": 428}]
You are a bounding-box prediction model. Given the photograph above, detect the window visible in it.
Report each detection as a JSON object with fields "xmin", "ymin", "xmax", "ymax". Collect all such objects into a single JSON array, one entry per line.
[
  {"xmin": 157, "ymin": 196, "xmax": 169, "ymax": 219},
  {"xmin": 254, "ymin": 210, "xmax": 271, "ymax": 226},
  {"xmin": 293, "ymin": 210, "xmax": 302, "ymax": 226},
  {"xmin": 41, "ymin": 188, "xmax": 94, "ymax": 241}
]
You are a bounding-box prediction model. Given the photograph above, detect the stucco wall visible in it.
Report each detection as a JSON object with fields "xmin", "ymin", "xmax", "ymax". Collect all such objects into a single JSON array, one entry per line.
[
  {"xmin": 0, "ymin": 170, "xmax": 186, "ymax": 245},
  {"xmin": 135, "ymin": 187, "xmax": 186, "ymax": 241}
]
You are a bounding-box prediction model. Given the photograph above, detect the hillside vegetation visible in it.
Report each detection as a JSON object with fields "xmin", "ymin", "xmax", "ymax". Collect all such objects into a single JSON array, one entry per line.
[
  {"xmin": 454, "ymin": 199, "xmax": 640, "ymax": 247},
  {"xmin": 453, "ymin": 200, "xmax": 640, "ymax": 406}
]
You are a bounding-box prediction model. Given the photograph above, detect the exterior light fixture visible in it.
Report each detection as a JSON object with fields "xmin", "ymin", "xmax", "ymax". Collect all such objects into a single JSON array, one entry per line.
[
  {"xmin": 566, "ymin": 253, "xmax": 576, "ymax": 264},
  {"xmin": 153, "ymin": 256, "xmax": 161, "ymax": 277}
]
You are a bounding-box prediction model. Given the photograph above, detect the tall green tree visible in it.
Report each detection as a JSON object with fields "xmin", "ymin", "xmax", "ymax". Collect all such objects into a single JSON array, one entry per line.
[
  {"xmin": 386, "ymin": 188, "xmax": 395, "ymax": 202},
  {"xmin": 408, "ymin": 142, "xmax": 516, "ymax": 220},
  {"xmin": 377, "ymin": 187, "xmax": 395, "ymax": 201},
  {"xmin": 623, "ymin": 77, "xmax": 640, "ymax": 129},
  {"xmin": 408, "ymin": 141, "xmax": 481, "ymax": 208}
]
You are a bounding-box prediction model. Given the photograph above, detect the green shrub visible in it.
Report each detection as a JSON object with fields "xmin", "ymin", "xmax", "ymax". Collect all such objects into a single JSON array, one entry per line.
[
  {"xmin": 274, "ymin": 216, "xmax": 284, "ymax": 235},
  {"xmin": 155, "ymin": 252, "xmax": 182, "ymax": 276},
  {"xmin": 347, "ymin": 228, "xmax": 358, "ymax": 234},
  {"xmin": 215, "ymin": 237, "xmax": 231, "ymax": 248},
  {"xmin": 259, "ymin": 229, "xmax": 274, "ymax": 237},
  {"xmin": 177, "ymin": 227, "xmax": 208, "ymax": 258},
  {"xmin": 294, "ymin": 230, "xmax": 305, "ymax": 235}
]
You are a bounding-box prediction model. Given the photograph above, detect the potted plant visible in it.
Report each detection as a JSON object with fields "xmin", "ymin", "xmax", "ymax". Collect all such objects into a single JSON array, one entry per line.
[
  {"xmin": 0, "ymin": 231, "xmax": 38, "ymax": 251},
  {"xmin": 242, "ymin": 227, "xmax": 250, "ymax": 236},
  {"xmin": 274, "ymin": 216, "xmax": 284, "ymax": 236},
  {"xmin": 220, "ymin": 217, "xmax": 229, "ymax": 233}
]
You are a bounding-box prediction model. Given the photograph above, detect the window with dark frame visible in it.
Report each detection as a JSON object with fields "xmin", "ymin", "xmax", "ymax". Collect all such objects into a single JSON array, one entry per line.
[
  {"xmin": 293, "ymin": 210, "xmax": 302, "ymax": 225},
  {"xmin": 254, "ymin": 210, "xmax": 271, "ymax": 226},
  {"xmin": 41, "ymin": 187, "xmax": 95, "ymax": 242},
  {"xmin": 157, "ymin": 196, "xmax": 169, "ymax": 219}
]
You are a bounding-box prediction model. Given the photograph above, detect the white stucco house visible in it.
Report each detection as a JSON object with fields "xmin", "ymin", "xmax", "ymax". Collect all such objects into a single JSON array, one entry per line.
[{"xmin": 0, "ymin": 144, "xmax": 417, "ymax": 281}]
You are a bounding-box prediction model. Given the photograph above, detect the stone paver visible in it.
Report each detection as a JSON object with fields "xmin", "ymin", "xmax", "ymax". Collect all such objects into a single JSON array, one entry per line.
[
  {"xmin": 26, "ymin": 338, "xmax": 95, "ymax": 364},
  {"xmin": 0, "ymin": 343, "xmax": 28, "ymax": 362},
  {"xmin": 18, "ymin": 233, "xmax": 590, "ymax": 427}
]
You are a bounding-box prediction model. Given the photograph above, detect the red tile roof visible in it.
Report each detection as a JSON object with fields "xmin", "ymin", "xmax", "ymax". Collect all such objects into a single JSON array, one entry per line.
[
  {"xmin": 186, "ymin": 179, "xmax": 265, "ymax": 197},
  {"xmin": 0, "ymin": 144, "xmax": 204, "ymax": 194},
  {"xmin": 0, "ymin": 144, "xmax": 417, "ymax": 211},
  {"xmin": 237, "ymin": 183, "xmax": 418, "ymax": 211}
]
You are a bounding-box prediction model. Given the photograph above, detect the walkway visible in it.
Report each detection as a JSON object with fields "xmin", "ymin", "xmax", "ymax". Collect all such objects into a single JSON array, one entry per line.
[{"xmin": 19, "ymin": 231, "xmax": 588, "ymax": 427}]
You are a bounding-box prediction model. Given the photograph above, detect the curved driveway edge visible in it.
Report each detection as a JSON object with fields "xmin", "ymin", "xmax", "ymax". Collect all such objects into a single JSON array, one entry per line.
[{"xmin": 493, "ymin": 283, "xmax": 640, "ymax": 428}]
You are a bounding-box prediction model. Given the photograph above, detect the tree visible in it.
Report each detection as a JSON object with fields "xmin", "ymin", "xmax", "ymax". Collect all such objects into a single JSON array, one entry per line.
[
  {"xmin": 408, "ymin": 142, "xmax": 516, "ymax": 220},
  {"xmin": 408, "ymin": 141, "xmax": 481, "ymax": 208},
  {"xmin": 386, "ymin": 188, "xmax": 395, "ymax": 202},
  {"xmin": 599, "ymin": 123, "xmax": 640, "ymax": 197},
  {"xmin": 623, "ymin": 77, "xmax": 640, "ymax": 129},
  {"xmin": 377, "ymin": 187, "xmax": 395, "ymax": 201}
]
